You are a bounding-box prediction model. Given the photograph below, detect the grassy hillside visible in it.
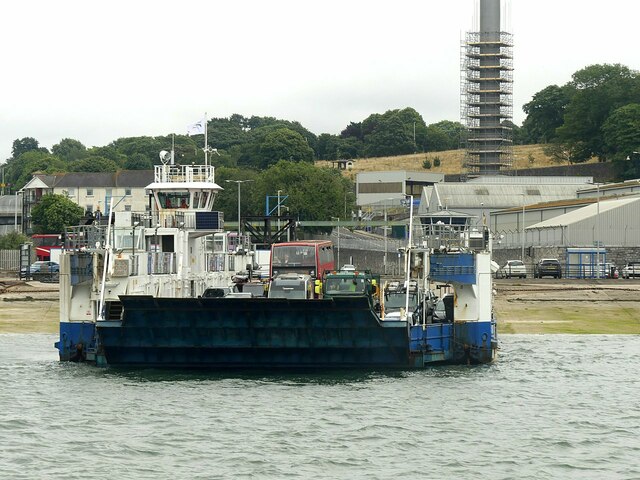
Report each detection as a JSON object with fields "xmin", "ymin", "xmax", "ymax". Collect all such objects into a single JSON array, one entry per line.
[{"xmin": 316, "ymin": 144, "xmax": 597, "ymax": 179}]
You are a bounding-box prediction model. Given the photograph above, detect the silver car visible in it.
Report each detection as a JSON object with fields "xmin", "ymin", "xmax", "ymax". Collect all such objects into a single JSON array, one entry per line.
[
  {"xmin": 497, "ymin": 260, "xmax": 527, "ymax": 279},
  {"xmin": 621, "ymin": 262, "xmax": 640, "ymax": 279}
]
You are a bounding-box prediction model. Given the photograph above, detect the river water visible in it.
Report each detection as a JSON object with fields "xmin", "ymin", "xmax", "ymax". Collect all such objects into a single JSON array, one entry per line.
[{"xmin": 1, "ymin": 334, "xmax": 638, "ymax": 479}]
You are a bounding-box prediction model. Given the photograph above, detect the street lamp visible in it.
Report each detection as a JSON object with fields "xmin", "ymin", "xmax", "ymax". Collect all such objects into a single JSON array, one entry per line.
[
  {"xmin": 225, "ymin": 179, "xmax": 253, "ymax": 240},
  {"xmin": 383, "ymin": 197, "xmax": 394, "ymax": 275},
  {"xmin": 521, "ymin": 193, "xmax": 526, "ymax": 263},
  {"xmin": 277, "ymin": 189, "xmax": 282, "ymax": 239},
  {"xmin": 596, "ymin": 183, "xmax": 601, "ymax": 279},
  {"xmin": 331, "ymin": 216, "xmax": 340, "ymax": 268}
]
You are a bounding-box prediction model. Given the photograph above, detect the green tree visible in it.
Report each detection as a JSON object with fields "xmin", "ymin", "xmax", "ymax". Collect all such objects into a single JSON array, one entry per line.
[
  {"xmin": 30, "ymin": 194, "xmax": 84, "ymax": 234},
  {"xmin": 521, "ymin": 85, "xmax": 571, "ymax": 143},
  {"xmin": 213, "ymin": 167, "xmax": 261, "ymax": 221},
  {"xmin": 0, "ymin": 231, "xmax": 29, "ymax": 249},
  {"xmin": 364, "ymin": 115, "xmax": 414, "ymax": 157},
  {"xmin": 340, "ymin": 121, "xmax": 364, "ymax": 141},
  {"xmin": 6, "ymin": 150, "xmax": 67, "ymax": 188},
  {"xmin": 601, "ymin": 103, "xmax": 640, "ymax": 159},
  {"xmin": 557, "ymin": 63, "xmax": 640, "ymax": 161},
  {"xmin": 615, "ymin": 151, "xmax": 640, "ymax": 180},
  {"xmin": 316, "ymin": 133, "xmax": 340, "ymax": 160},
  {"xmin": 542, "ymin": 141, "xmax": 588, "ymax": 165},
  {"xmin": 253, "ymin": 161, "xmax": 353, "ymax": 223},
  {"xmin": 86, "ymin": 145, "xmax": 126, "ymax": 165},
  {"xmin": 11, "ymin": 137, "xmax": 43, "ymax": 159},
  {"xmin": 336, "ymin": 137, "xmax": 364, "ymax": 159},
  {"xmin": 70, "ymin": 156, "xmax": 119, "ymax": 172},
  {"xmin": 425, "ymin": 120, "xmax": 464, "ymax": 151},
  {"xmin": 52, "ymin": 138, "xmax": 87, "ymax": 162},
  {"xmin": 124, "ymin": 153, "xmax": 153, "ymax": 170},
  {"xmin": 245, "ymin": 116, "xmax": 318, "ymax": 152},
  {"xmin": 259, "ymin": 128, "xmax": 314, "ymax": 167},
  {"xmin": 343, "ymin": 108, "xmax": 428, "ymax": 157},
  {"xmin": 207, "ymin": 115, "xmax": 248, "ymax": 150}
]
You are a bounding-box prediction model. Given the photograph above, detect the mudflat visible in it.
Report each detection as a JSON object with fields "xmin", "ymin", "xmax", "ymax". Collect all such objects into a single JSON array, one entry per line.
[
  {"xmin": 494, "ymin": 278, "xmax": 640, "ymax": 334},
  {"xmin": 2, "ymin": 278, "xmax": 640, "ymax": 335}
]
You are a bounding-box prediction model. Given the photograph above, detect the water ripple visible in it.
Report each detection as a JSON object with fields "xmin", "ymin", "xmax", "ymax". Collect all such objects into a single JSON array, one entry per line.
[{"xmin": 1, "ymin": 334, "xmax": 640, "ymax": 478}]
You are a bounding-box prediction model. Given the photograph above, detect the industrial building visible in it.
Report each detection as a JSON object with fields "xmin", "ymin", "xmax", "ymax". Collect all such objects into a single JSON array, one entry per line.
[
  {"xmin": 417, "ymin": 176, "xmax": 593, "ymax": 228},
  {"xmin": 0, "ymin": 195, "xmax": 21, "ymax": 236},
  {"xmin": 356, "ymin": 171, "xmax": 443, "ymax": 207}
]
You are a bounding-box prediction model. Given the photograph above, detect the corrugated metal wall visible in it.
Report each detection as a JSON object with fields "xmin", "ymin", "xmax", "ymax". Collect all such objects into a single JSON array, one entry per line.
[{"xmin": 0, "ymin": 249, "xmax": 20, "ymax": 271}]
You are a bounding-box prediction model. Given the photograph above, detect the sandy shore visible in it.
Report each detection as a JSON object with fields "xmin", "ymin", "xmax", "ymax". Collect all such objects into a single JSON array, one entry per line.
[
  {"xmin": 0, "ymin": 279, "xmax": 60, "ymax": 334},
  {"xmin": 2, "ymin": 277, "xmax": 640, "ymax": 335}
]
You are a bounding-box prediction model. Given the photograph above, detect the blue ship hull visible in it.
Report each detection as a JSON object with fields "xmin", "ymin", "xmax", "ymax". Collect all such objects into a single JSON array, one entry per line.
[{"xmin": 56, "ymin": 295, "xmax": 497, "ymax": 368}]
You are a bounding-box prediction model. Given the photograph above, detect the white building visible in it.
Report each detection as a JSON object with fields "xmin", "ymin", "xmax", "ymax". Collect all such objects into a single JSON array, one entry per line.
[{"xmin": 21, "ymin": 171, "xmax": 153, "ymax": 234}]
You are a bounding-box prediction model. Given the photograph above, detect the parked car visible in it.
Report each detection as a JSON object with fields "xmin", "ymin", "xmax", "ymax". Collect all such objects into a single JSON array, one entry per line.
[
  {"xmin": 340, "ymin": 264, "xmax": 356, "ymax": 272},
  {"xmin": 533, "ymin": 258, "xmax": 562, "ymax": 279},
  {"xmin": 599, "ymin": 262, "xmax": 618, "ymax": 279},
  {"xmin": 21, "ymin": 261, "xmax": 60, "ymax": 275},
  {"xmin": 496, "ymin": 260, "xmax": 527, "ymax": 279},
  {"xmin": 621, "ymin": 262, "xmax": 640, "ymax": 279}
]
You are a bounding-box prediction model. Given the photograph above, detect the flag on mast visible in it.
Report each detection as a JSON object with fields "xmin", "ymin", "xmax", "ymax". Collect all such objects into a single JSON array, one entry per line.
[{"xmin": 187, "ymin": 118, "xmax": 205, "ymax": 136}]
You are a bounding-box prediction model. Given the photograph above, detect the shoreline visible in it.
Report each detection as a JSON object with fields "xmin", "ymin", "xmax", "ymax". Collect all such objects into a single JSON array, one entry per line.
[{"xmin": 2, "ymin": 278, "xmax": 639, "ymax": 335}]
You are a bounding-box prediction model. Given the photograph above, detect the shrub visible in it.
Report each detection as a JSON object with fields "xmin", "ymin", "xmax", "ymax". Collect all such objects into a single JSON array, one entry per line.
[
  {"xmin": 433, "ymin": 156, "xmax": 441, "ymax": 167},
  {"xmin": 422, "ymin": 159, "xmax": 432, "ymax": 169}
]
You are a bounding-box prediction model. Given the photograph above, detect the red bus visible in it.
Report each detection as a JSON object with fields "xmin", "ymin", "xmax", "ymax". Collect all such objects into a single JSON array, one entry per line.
[
  {"xmin": 270, "ymin": 240, "xmax": 335, "ymax": 279},
  {"xmin": 32, "ymin": 234, "xmax": 63, "ymax": 261}
]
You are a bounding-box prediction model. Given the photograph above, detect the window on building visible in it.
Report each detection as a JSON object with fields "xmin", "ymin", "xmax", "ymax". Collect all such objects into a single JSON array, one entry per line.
[
  {"xmin": 86, "ymin": 188, "xmax": 93, "ymax": 196},
  {"xmin": 124, "ymin": 205, "xmax": 132, "ymax": 212},
  {"xmin": 358, "ymin": 182, "xmax": 403, "ymax": 194},
  {"xmin": 86, "ymin": 205, "xmax": 93, "ymax": 213},
  {"xmin": 125, "ymin": 188, "xmax": 132, "ymax": 196}
]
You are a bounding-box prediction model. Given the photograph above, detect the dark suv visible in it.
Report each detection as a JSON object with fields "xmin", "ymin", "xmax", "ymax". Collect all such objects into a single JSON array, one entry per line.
[{"xmin": 534, "ymin": 258, "xmax": 562, "ymax": 278}]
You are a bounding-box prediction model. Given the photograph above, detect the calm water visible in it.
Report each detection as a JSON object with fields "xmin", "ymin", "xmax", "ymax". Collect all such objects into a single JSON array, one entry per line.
[{"xmin": 1, "ymin": 334, "xmax": 639, "ymax": 479}]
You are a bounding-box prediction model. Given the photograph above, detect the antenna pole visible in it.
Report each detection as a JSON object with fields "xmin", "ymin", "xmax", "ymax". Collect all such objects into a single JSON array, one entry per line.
[
  {"xmin": 171, "ymin": 134, "xmax": 175, "ymax": 165},
  {"xmin": 204, "ymin": 112, "xmax": 208, "ymax": 167}
]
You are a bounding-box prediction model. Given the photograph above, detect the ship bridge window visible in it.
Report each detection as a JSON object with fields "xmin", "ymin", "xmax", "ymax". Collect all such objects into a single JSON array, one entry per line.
[
  {"xmin": 193, "ymin": 191, "xmax": 210, "ymax": 209},
  {"xmin": 158, "ymin": 192, "xmax": 190, "ymax": 209}
]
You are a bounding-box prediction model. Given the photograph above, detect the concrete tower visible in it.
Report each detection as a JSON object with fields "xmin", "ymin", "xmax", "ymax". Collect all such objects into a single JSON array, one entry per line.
[{"xmin": 462, "ymin": 0, "xmax": 513, "ymax": 175}]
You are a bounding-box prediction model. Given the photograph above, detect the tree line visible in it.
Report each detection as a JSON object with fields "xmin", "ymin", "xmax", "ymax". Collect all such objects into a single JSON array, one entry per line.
[
  {"xmin": 1, "ymin": 109, "xmax": 464, "ymax": 192},
  {"xmin": 517, "ymin": 63, "xmax": 640, "ymax": 179},
  {"xmin": 3, "ymin": 61, "xmax": 640, "ymax": 231}
]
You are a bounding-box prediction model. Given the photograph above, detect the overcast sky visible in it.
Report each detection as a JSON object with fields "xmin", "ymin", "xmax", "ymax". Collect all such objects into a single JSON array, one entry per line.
[{"xmin": 2, "ymin": 0, "xmax": 639, "ymax": 163}]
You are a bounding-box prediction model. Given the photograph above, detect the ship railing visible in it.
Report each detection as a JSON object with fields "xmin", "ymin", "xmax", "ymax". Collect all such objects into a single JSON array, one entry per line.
[
  {"xmin": 154, "ymin": 164, "xmax": 215, "ymax": 184},
  {"xmin": 414, "ymin": 225, "xmax": 490, "ymax": 252},
  {"xmin": 147, "ymin": 211, "xmax": 224, "ymax": 230},
  {"xmin": 65, "ymin": 225, "xmax": 107, "ymax": 250},
  {"xmin": 147, "ymin": 252, "xmax": 177, "ymax": 274},
  {"xmin": 206, "ymin": 253, "xmax": 227, "ymax": 272}
]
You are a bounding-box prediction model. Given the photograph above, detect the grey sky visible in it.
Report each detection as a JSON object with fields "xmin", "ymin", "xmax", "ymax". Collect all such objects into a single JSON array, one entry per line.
[{"xmin": 2, "ymin": 0, "xmax": 639, "ymax": 162}]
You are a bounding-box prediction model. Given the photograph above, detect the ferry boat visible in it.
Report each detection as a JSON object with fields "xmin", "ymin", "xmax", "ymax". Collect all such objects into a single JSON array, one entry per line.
[{"xmin": 55, "ymin": 159, "xmax": 498, "ymax": 368}]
